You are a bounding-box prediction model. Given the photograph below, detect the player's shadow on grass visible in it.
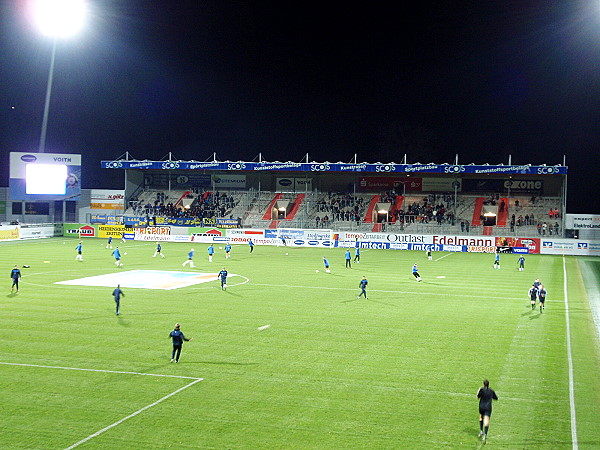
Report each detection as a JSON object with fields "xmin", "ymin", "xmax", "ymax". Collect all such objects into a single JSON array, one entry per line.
[
  {"xmin": 222, "ymin": 290, "xmax": 242, "ymax": 298},
  {"xmin": 6, "ymin": 292, "xmax": 18, "ymax": 298},
  {"xmin": 117, "ymin": 315, "xmax": 131, "ymax": 327},
  {"xmin": 529, "ymin": 313, "xmax": 541, "ymax": 320},
  {"xmin": 366, "ymin": 298, "xmax": 399, "ymax": 307},
  {"xmin": 187, "ymin": 360, "xmax": 259, "ymax": 366}
]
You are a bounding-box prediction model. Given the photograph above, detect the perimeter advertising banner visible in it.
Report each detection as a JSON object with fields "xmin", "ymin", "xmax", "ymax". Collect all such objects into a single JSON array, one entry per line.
[
  {"xmin": 495, "ymin": 237, "xmax": 540, "ymax": 254},
  {"xmin": 0, "ymin": 225, "xmax": 20, "ymax": 241},
  {"xmin": 63, "ymin": 224, "xmax": 97, "ymax": 237}
]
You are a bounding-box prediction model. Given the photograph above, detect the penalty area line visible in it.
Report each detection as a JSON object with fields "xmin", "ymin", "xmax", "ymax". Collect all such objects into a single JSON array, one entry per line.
[
  {"xmin": 434, "ymin": 252, "xmax": 453, "ymax": 261},
  {"xmin": 64, "ymin": 378, "xmax": 203, "ymax": 449}
]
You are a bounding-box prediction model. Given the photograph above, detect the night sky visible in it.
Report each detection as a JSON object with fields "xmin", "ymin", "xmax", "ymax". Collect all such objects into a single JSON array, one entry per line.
[{"xmin": 1, "ymin": 1, "xmax": 599, "ymax": 212}]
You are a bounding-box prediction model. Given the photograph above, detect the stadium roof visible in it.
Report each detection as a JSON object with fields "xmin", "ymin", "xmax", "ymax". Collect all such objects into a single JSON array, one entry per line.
[{"xmin": 102, "ymin": 153, "xmax": 567, "ymax": 175}]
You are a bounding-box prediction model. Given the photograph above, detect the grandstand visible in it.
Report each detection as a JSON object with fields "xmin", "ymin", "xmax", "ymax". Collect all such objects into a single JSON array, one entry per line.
[{"xmin": 87, "ymin": 156, "xmax": 568, "ymax": 239}]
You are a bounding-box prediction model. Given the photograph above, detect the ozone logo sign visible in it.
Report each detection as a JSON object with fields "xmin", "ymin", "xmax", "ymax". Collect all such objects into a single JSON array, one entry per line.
[
  {"xmin": 21, "ymin": 154, "xmax": 37, "ymax": 163},
  {"xmin": 278, "ymin": 179, "xmax": 293, "ymax": 186}
]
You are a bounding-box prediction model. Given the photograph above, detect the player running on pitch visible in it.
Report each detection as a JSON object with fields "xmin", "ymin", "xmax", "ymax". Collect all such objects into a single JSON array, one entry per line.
[
  {"xmin": 538, "ymin": 285, "xmax": 547, "ymax": 312},
  {"xmin": 218, "ymin": 267, "xmax": 228, "ymax": 290},
  {"xmin": 153, "ymin": 242, "xmax": 165, "ymax": 258},
  {"xmin": 528, "ymin": 284, "xmax": 539, "ymax": 310},
  {"xmin": 357, "ymin": 276, "xmax": 368, "ymax": 299},
  {"xmin": 412, "ymin": 263, "xmax": 422, "ymax": 282}
]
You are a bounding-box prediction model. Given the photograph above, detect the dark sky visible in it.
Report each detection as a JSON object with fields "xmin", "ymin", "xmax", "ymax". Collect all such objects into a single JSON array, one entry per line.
[{"xmin": 1, "ymin": 1, "xmax": 600, "ymax": 212}]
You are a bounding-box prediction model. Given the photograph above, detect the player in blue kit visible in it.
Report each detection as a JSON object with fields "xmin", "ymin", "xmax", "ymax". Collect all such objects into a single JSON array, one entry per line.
[
  {"xmin": 182, "ymin": 248, "xmax": 195, "ymax": 268},
  {"xmin": 112, "ymin": 247, "xmax": 123, "ymax": 267},
  {"xmin": 248, "ymin": 239, "xmax": 254, "ymax": 253},
  {"xmin": 153, "ymin": 242, "xmax": 165, "ymax": 258},
  {"xmin": 412, "ymin": 263, "xmax": 421, "ymax": 281},
  {"xmin": 323, "ymin": 256, "xmax": 331, "ymax": 273},
  {"xmin": 518, "ymin": 255, "xmax": 525, "ymax": 271},
  {"xmin": 106, "ymin": 236, "xmax": 113, "ymax": 249},
  {"xmin": 354, "ymin": 246, "xmax": 360, "ymax": 264},
  {"xmin": 225, "ymin": 243, "xmax": 232, "ymax": 259},
  {"xmin": 169, "ymin": 323, "xmax": 192, "ymax": 363},
  {"xmin": 10, "ymin": 265, "xmax": 21, "ymax": 293},
  {"xmin": 493, "ymin": 252, "xmax": 500, "ymax": 269},
  {"xmin": 345, "ymin": 250, "xmax": 351, "ymax": 268},
  {"xmin": 208, "ymin": 244, "xmax": 214, "ymax": 262},
  {"xmin": 75, "ymin": 241, "xmax": 83, "ymax": 261},
  {"xmin": 358, "ymin": 276, "xmax": 368, "ymax": 299},
  {"xmin": 217, "ymin": 267, "xmax": 228, "ymax": 290},
  {"xmin": 112, "ymin": 284, "xmax": 124, "ymax": 315}
]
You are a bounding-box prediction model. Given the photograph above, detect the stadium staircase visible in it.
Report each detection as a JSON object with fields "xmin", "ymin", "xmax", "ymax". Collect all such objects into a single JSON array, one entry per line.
[
  {"xmin": 364, "ymin": 195, "xmax": 381, "ymax": 223},
  {"xmin": 175, "ymin": 191, "xmax": 194, "ymax": 208},
  {"xmin": 391, "ymin": 195, "xmax": 404, "ymax": 223},
  {"xmin": 285, "ymin": 194, "xmax": 305, "ymax": 220},
  {"xmin": 471, "ymin": 197, "xmax": 484, "ymax": 226},
  {"xmin": 496, "ymin": 197, "xmax": 509, "ymax": 227},
  {"xmin": 262, "ymin": 193, "xmax": 283, "ymax": 220}
]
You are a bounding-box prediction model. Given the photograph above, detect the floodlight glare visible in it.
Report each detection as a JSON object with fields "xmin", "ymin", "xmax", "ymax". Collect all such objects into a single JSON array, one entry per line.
[{"xmin": 32, "ymin": 0, "xmax": 86, "ymax": 37}]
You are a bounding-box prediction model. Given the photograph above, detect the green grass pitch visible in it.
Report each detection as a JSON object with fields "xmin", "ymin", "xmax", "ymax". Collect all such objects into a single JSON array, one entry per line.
[{"xmin": 1, "ymin": 238, "xmax": 599, "ymax": 448}]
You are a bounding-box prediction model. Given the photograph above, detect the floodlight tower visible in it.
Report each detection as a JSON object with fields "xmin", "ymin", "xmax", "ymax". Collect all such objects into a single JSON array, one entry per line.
[{"xmin": 31, "ymin": 0, "xmax": 86, "ymax": 153}]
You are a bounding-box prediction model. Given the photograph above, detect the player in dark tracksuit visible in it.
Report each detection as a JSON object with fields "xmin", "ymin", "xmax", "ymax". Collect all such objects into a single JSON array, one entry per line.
[
  {"xmin": 477, "ymin": 379, "xmax": 498, "ymax": 442},
  {"xmin": 218, "ymin": 268, "xmax": 228, "ymax": 290},
  {"xmin": 10, "ymin": 265, "xmax": 21, "ymax": 293},
  {"xmin": 169, "ymin": 323, "xmax": 192, "ymax": 363},
  {"xmin": 529, "ymin": 285, "xmax": 539, "ymax": 310},
  {"xmin": 112, "ymin": 285, "xmax": 124, "ymax": 315},
  {"xmin": 538, "ymin": 285, "xmax": 547, "ymax": 312}
]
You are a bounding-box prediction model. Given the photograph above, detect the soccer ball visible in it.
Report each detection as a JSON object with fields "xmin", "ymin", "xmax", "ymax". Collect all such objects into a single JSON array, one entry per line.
[
  {"xmin": 285, "ymin": 253, "xmax": 288, "ymax": 255},
  {"xmin": 315, "ymin": 270, "xmax": 319, "ymax": 273},
  {"xmin": 219, "ymin": 247, "xmax": 222, "ymax": 249},
  {"xmin": 124, "ymin": 252, "xmax": 128, "ymax": 255}
]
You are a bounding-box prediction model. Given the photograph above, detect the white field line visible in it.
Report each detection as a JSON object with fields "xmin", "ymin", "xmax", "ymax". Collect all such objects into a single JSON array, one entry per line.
[
  {"xmin": 251, "ymin": 283, "xmax": 525, "ymax": 301},
  {"xmin": 0, "ymin": 362, "xmax": 203, "ymax": 449},
  {"xmin": 0, "ymin": 361, "xmax": 201, "ymax": 380},
  {"xmin": 65, "ymin": 378, "xmax": 203, "ymax": 449},
  {"xmin": 563, "ymin": 257, "xmax": 578, "ymax": 449},
  {"xmin": 434, "ymin": 252, "xmax": 453, "ymax": 261}
]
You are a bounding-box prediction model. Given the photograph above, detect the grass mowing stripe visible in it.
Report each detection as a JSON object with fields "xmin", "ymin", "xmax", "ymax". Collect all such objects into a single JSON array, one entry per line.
[
  {"xmin": 564, "ymin": 256, "xmax": 578, "ymax": 449},
  {"xmin": 64, "ymin": 378, "xmax": 203, "ymax": 449},
  {"xmin": 0, "ymin": 361, "xmax": 201, "ymax": 380}
]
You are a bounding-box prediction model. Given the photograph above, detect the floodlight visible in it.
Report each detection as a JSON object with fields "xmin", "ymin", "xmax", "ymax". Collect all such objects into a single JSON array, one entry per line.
[{"xmin": 32, "ymin": 0, "xmax": 87, "ymax": 38}]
